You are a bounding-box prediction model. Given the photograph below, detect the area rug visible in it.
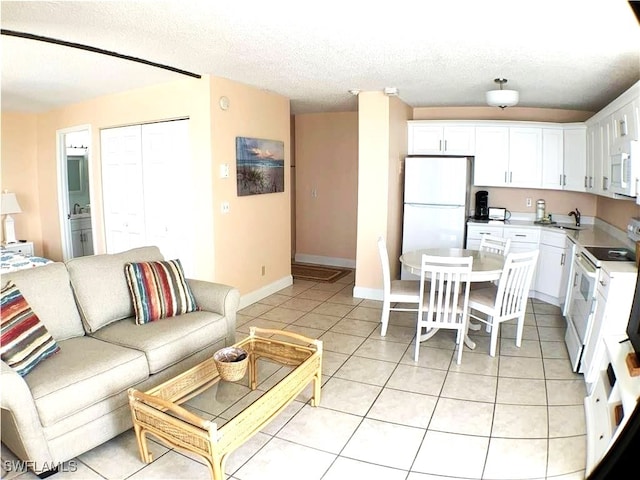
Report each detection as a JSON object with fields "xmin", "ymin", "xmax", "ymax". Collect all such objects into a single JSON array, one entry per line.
[{"xmin": 291, "ymin": 263, "xmax": 351, "ymax": 283}]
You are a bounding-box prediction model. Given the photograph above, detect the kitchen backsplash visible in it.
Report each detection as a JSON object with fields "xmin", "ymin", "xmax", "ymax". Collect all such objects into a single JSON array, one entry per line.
[{"xmin": 468, "ymin": 186, "xmax": 640, "ymax": 232}]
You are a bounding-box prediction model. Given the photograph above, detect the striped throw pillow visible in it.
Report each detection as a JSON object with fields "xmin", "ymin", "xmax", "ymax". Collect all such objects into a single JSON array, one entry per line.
[
  {"xmin": 125, "ymin": 259, "xmax": 198, "ymax": 325},
  {"xmin": 1, "ymin": 282, "xmax": 60, "ymax": 377}
]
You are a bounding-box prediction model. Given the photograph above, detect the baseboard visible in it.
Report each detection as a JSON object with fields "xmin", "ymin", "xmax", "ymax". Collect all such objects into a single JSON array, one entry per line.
[
  {"xmin": 531, "ymin": 290, "xmax": 561, "ymax": 308},
  {"xmin": 353, "ymin": 286, "xmax": 383, "ymax": 301},
  {"xmin": 294, "ymin": 253, "xmax": 356, "ymax": 269},
  {"xmin": 239, "ymin": 275, "xmax": 293, "ymax": 309}
]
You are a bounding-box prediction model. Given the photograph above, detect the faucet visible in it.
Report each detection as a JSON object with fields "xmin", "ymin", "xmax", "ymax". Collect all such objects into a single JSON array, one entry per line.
[
  {"xmin": 568, "ymin": 208, "xmax": 581, "ymax": 227},
  {"xmin": 73, "ymin": 203, "xmax": 81, "ymax": 215}
]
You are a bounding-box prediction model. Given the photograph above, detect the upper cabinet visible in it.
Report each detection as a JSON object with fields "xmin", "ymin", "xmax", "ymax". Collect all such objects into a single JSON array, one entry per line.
[
  {"xmin": 563, "ymin": 125, "xmax": 587, "ymax": 193},
  {"xmin": 408, "ymin": 81, "xmax": 638, "ymax": 197},
  {"xmin": 611, "ymin": 99, "xmax": 639, "ymax": 153},
  {"xmin": 408, "ymin": 122, "xmax": 475, "ymax": 155},
  {"xmin": 508, "ymin": 127, "xmax": 543, "ymax": 188},
  {"xmin": 541, "ymin": 128, "xmax": 564, "ymax": 190},
  {"xmin": 473, "ymin": 126, "xmax": 509, "ymax": 186}
]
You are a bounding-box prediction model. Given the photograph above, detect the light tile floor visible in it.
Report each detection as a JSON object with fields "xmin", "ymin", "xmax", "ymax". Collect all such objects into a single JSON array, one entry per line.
[{"xmin": 1, "ymin": 271, "xmax": 588, "ymax": 480}]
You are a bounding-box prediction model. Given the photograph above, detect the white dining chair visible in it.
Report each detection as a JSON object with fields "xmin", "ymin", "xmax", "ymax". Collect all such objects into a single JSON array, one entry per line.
[
  {"xmin": 470, "ymin": 235, "xmax": 512, "ymax": 293},
  {"xmin": 377, "ymin": 237, "xmax": 420, "ymax": 337},
  {"xmin": 479, "ymin": 235, "xmax": 511, "ymax": 257},
  {"xmin": 467, "ymin": 249, "xmax": 540, "ymax": 357},
  {"xmin": 415, "ymin": 254, "xmax": 473, "ymax": 364}
]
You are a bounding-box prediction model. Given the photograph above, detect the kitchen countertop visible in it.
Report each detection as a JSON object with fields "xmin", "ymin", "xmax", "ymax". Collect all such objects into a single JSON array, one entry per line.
[{"xmin": 467, "ymin": 218, "xmax": 638, "ymax": 275}]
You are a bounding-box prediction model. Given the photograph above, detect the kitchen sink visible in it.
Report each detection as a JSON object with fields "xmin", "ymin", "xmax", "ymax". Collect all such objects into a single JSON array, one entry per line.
[{"xmin": 550, "ymin": 225, "xmax": 581, "ymax": 231}]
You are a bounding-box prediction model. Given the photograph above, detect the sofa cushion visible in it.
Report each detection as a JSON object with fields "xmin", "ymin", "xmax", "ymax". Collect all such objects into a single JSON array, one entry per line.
[
  {"xmin": 66, "ymin": 246, "xmax": 164, "ymax": 333},
  {"xmin": 2, "ymin": 262, "xmax": 85, "ymax": 340},
  {"xmin": 1, "ymin": 282, "xmax": 60, "ymax": 376},
  {"xmin": 24, "ymin": 336, "xmax": 148, "ymax": 427},
  {"xmin": 125, "ymin": 259, "xmax": 198, "ymax": 324},
  {"xmin": 91, "ymin": 311, "xmax": 227, "ymax": 374}
]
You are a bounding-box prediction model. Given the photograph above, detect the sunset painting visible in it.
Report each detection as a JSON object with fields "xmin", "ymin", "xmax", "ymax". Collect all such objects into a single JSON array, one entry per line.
[{"xmin": 236, "ymin": 137, "xmax": 285, "ymax": 196}]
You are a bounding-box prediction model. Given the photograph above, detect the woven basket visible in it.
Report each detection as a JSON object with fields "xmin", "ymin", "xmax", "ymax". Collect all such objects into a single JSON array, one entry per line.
[{"xmin": 213, "ymin": 347, "xmax": 249, "ymax": 381}]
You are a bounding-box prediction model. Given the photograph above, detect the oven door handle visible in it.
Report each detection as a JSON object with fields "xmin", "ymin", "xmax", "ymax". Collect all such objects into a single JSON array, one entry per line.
[{"xmin": 574, "ymin": 255, "xmax": 597, "ymax": 279}]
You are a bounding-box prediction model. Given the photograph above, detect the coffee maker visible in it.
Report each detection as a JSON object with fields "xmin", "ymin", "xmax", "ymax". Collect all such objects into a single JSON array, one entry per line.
[{"xmin": 474, "ymin": 190, "xmax": 489, "ymax": 220}]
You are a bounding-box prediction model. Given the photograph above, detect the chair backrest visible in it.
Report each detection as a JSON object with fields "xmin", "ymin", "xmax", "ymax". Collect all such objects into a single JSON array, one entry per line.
[
  {"xmin": 494, "ymin": 250, "xmax": 539, "ymax": 317},
  {"xmin": 377, "ymin": 237, "xmax": 391, "ymax": 297},
  {"xmin": 418, "ymin": 254, "xmax": 473, "ymax": 327},
  {"xmin": 479, "ymin": 235, "xmax": 511, "ymax": 257}
]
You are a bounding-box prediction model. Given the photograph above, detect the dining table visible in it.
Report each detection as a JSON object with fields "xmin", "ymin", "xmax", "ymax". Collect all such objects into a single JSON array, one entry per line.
[{"xmin": 399, "ymin": 247, "xmax": 506, "ymax": 350}]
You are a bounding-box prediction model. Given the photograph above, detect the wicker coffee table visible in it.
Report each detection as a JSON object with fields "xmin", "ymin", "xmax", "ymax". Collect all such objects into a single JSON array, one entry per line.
[{"xmin": 128, "ymin": 327, "xmax": 323, "ymax": 480}]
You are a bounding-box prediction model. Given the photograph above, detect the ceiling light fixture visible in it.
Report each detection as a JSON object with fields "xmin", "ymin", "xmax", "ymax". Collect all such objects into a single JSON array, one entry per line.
[{"xmin": 486, "ymin": 78, "xmax": 519, "ymax": 109}]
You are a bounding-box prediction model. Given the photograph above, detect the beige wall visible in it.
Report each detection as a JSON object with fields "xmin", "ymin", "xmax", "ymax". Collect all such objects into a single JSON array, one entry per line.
[
  {"xmin": 0, "ymin": 112, "xmax": 43, "ymax": 253},
  {"xmin": 1, "ymin": 75, "xmax": 291, "ymax": 296},
  {"xmin": 355, "ymin": 92, "xmax": 391, "ymax": 290},
  {"xmin": 32, "ymin": 77, "xmax": 214, "ymax": 276},
  {"xmin": 597, "ymin": 196, "xmax": 640, "ymax": 231},
  {"xmin": 473, "ymin": 187, "xmax": 598, "ymax": 218},
  {"xmin": 386, "ymin": 97, "xmax": 412, "ymax": 280},
  {"xmin": 209, "ymin": 77, "xmax": 291, "ymax": 293},
  {"xmin": 413, "ymin": 106, "xmax": 594, "ymax": 123},
  {"xmin": 294, "ymin": 112, "xmax": 358, "ymax": 263}
]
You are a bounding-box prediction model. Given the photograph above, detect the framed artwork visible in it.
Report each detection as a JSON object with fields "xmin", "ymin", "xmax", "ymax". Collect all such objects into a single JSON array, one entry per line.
[{"xmin": 236, "ymin": 137, "xmax": 285, "ymax": 196}]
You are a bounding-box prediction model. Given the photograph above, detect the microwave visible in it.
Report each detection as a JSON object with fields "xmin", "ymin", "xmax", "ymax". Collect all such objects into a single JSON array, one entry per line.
[{"xmin": 610, "ymin": 141, "xmax": 639, "ymax": 198}]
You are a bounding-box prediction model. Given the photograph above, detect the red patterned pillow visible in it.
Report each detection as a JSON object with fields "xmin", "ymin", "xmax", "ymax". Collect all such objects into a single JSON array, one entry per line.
[
  {"xmin": 125, "ymin": 259, "xmax": 198, "ymax": 324},
  {"xmin": 1, "ymin": 282, "xmax": 60, "ymax": 376}
]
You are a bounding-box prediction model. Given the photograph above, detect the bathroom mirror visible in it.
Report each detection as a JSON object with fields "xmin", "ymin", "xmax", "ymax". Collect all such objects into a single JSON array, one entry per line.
[{"xmin": 67, "ymin": 154, "xmax": 85, "ymax": 193}]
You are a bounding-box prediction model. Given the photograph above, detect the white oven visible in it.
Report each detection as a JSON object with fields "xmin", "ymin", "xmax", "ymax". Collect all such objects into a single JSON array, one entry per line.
[{"xmin": 564, "ymin": 246, "xmax": 599, "ymax": 372}]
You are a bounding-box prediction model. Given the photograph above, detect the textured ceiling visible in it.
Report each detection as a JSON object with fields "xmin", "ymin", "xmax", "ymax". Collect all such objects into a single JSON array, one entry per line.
[{"xmin": 1, "ymin": 0, "xmax": 639, "ymax": 115}]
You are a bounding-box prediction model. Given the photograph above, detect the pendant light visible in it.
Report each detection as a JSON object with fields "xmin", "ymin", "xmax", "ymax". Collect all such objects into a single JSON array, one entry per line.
[{"xmin": 486, "ymin": 78, "xmax": 519, "ymax": 109}]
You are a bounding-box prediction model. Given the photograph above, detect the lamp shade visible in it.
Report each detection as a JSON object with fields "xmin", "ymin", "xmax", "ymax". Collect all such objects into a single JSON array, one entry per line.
[
  {"xmin": 1, "ymin": 193, "xmax": 22, "ymax": 215},
  {"xmin": 486, "ymin": 89, "xmax": 519, "ymax": 109}
]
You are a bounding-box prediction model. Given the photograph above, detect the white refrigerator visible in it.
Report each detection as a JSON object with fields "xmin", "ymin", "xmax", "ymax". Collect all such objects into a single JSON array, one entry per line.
[{"xmin": 401, "ymin": 156, "xmax": 471, "ymax": 279}]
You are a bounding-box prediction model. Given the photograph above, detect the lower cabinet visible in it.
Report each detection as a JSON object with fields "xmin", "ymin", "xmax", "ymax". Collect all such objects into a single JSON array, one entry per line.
[
  {"xmin": 465, "ymin": 224, "xmax": 504, "ymax": 249},
  {"xmin": 534, "ymin": 230, "xmax": 571, "ymax": 303},
  {"xmin": 467, "ymin": 223, "xmax": 570, "ymax": 306},
  {"xmin": 70, "ymin": 218, "xmax": 94, "ymax": 257}
]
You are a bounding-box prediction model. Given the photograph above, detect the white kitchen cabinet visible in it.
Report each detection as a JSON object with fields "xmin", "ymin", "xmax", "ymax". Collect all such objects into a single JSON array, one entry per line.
[
  {"xmin": 473, "ymin": 126, "xmax": 509, "ymax": 187},
  {"xmin": 541, "ymin": 128, "xmax": 564, "ymax": 189},
  {"xmin": 474, "ymin": 126, "xmax": 543, "ymax": 188},
  {"xmin": 502, "ymin": 227, "xmax": 540, "ymax": 253},
  {"xmin": 611, "ymin": 99, "xmax": 639, "ymax": 153},
  {"xmin": 600, "ymin": 120, "xmax": 612, "ymax": 195},
  {"xmin": 408, "ymin": 122, "xmax": 475, "ymax": 155},
  {"xmin": 534, "ymin": 230, "xmax": 570, "ymax": 303},
  {"xmin": 508, "ymin": 127, "xmax": 543, "ymax": 188},
  {"xmin": 563, "ymin": 125, "xmax": 587, "ymax": 192},
  {"xmin": 465, "ymin": 224, "xmax": 504, "ymax": 250}
]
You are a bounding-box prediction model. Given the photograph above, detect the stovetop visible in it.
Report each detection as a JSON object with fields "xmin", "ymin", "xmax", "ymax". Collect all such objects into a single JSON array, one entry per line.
[{"xmin": 584, "ymin": 246, "xmax": 636, "ymax": 263}]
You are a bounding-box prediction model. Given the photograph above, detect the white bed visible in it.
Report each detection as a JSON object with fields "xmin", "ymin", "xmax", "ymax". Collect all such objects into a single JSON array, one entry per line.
[{"xmin": 1, "ymin": 248, "xmax": 53, "ymax": 274}]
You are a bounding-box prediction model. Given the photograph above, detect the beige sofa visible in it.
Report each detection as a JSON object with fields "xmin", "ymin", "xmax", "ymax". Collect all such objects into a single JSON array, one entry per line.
[{"xmin": 1, "ymin": 246, "xmax": 240, "ymax": 477}]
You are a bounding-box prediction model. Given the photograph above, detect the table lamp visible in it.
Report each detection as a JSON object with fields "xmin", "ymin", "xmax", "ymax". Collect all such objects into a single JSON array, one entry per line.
[{"xmin": 1, "ymin": 192, "xmax": 22, "ymax": 244}]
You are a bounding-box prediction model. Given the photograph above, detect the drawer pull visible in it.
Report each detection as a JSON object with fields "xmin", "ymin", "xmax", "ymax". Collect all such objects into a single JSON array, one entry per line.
[{"xmin": 515, "ymin": 234, "xmax": 526, "ymax": 237}]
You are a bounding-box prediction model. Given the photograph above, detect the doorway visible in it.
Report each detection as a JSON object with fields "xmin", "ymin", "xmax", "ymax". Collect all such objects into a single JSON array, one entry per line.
[{"xmin": 57, "ymin": 125, "xmax": 95, "ymax": 260}]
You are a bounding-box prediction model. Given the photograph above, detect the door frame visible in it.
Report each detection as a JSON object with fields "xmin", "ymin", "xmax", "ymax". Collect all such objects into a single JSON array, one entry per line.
[{"xmin": 56, "ymin": 124, "xmax": 94, "ymax": 261}]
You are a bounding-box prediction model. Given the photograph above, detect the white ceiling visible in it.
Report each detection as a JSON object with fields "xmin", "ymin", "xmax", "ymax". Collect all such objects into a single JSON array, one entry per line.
[{"xmin": 2, "ymin": 0, "xmax": 639, "ymax": 115}]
